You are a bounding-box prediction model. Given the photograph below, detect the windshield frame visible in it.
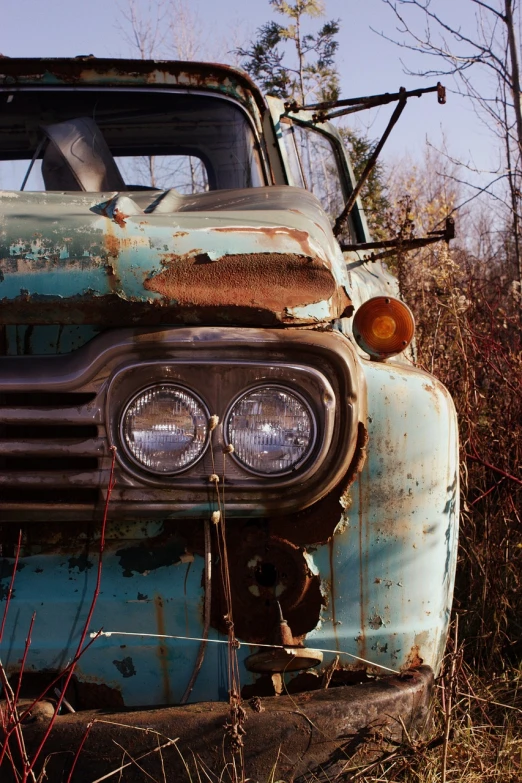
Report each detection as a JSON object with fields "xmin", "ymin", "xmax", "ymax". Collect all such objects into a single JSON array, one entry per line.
[{"xmin": 0, "ymin": 85, "xmax": 271, "ymax": 192}]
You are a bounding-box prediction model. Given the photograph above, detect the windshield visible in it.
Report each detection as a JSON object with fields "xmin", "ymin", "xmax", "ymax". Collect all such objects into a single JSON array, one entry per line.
[{"xmin": 0, "ymin": 90, "xmax": 265, "ymax": 193}]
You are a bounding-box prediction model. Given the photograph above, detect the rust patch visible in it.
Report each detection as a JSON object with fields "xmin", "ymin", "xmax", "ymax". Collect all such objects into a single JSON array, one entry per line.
[
  {"xmin": 105, "ymin": 233, "xmax": 120, "ymax": 258},
  {"xmin": 112, "ymin": 209, "xmax": 127, "ymax": 228},
  {"xmin": 273, "ymin": 422, "xmax": 368, "ymax": 547},
  {"xmin": 154, "ymin": 595, "xmax": 172, "ymax": 704},
  {"xmin": 0, "ymin": 57, "xmax": 268, "ymax": 112},
  {"xmin": 103, "ymin": 220, "xmax": 122, "ymax": 296},
  {"xmin": 210, "ymin": 527, "xmax": 324, "ymax": 644},
  {"xmin": 403, "ymin": 645, "xmax": 424, "ymax": 670},
  {"xmin": 211, "ymin": 225, "xmax": 317, "ymax": 258},
  {"xmin": 143, "ymin": 252, "xmax": 337, "ymax": 311},
  {"xmin": 98, "ymin": 199, "xmax": 128, "ymax": 228},
  {"xmin": 422, "ymin": 381, "xmax": 441, "ymax": 414}
]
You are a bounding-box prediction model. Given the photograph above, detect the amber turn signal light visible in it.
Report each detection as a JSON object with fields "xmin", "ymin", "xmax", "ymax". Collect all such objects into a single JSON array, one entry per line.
[{"xmin": 353, "ymin": 297, "xmax": 415, "ymax": 360}]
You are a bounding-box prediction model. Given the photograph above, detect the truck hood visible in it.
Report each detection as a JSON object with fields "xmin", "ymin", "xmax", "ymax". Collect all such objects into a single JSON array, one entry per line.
[{"xmin": 0, "ymin": 186, "xmax": 352, "ymax": 326}]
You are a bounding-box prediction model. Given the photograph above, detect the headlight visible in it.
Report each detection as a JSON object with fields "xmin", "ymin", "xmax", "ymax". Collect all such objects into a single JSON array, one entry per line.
[
  {"xmin": 121, "ymin": 384, "xmax": 208, "ymax": 474},
  {"xmin": 226, "ymin": 385, "xmax": 315, "ymax": 475}
]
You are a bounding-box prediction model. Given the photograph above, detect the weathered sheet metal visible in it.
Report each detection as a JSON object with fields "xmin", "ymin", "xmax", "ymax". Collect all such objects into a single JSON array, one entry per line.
[
  {"xmin": 0, "ymin": 188, "xmax": 352, "ymax": 326},
  {"xmin": 0, "ymin": 349, "xmax": 458, "ymax": 708},
  {"xmin": 307, "ymin": 360, "xmax": 459, "ymax": 675},
  {"xmin": 0, "ymin": 57, "xmax": 459, "ymax": 775},
  {"xmin": 0, "ymin": 57, "xmax": 267, "ymax": 133},
  {"xmin": 10, "ymin": 667, "xmax": 433, "ymax": 783}
]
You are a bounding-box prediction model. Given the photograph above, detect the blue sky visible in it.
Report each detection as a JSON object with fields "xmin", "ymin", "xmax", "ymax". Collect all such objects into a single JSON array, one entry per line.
[{"xmin": 1, "ymin": 0, "xmax": 499, "ymax": 175}]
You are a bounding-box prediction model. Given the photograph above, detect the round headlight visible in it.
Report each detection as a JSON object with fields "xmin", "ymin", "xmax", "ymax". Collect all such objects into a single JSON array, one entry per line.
[
  {"xmin": 121, "ymin": 384, "xmax": 208, "ymax": 474},
  {"xmin": 226, "ymin": 386, "xmax": 315, "ymax": 475}
]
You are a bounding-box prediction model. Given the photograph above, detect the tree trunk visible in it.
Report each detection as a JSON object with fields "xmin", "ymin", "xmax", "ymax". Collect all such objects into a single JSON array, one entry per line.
[
  {"xmin": 505, "ymin": 1, "xmax": 522, "ymax": 157},
  {"xmin": 504, "ymin": 0, "xmax": 522, "ymax": 288}
]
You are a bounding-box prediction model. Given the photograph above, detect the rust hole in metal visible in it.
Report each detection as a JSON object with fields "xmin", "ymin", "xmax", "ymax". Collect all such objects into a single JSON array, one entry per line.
[
  {"xmin": 210, "ymin": 526, "xmax": 324, "ymax": 644},
  {"xmin": 3, "ymin": 672, "xmax": 124, "ymax": 712},
  {"xmin": 254, "ymin": 562, "xmax": 278, "ymax": 589},
  {"xmin": 271, "ymin": 422, "xmax": 368, "ymax": 547}
]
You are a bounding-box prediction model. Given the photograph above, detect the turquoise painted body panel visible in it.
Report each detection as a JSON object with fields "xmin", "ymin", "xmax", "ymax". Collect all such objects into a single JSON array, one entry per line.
[
  {"xmin": 0, "ymin": 59, "xmax": 459, "ymax": 718},
  {"xmin": 0, "ymin": 188, "xmax": 350, "ymax": 326},
  {"xmin": 0, "ymin": 350, "xmax": 458, "ymax": 703}
]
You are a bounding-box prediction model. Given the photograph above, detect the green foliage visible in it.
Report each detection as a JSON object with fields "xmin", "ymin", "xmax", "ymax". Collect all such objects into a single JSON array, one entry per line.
[
  {"xmin": 339, "ymin": 127, "xmax": 390, "ymax": 238},
  {"xmin": 238, "ymin": 1, "xmax": 389, "ymax": 235},
  {"xmin": 236, "ymin": 0, "xmax": 340, "ymax": 103}
]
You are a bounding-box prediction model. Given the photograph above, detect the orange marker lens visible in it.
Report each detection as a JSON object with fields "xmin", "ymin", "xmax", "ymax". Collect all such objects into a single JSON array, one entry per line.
[
  {"xmin": 372, "ymin": 315, "xmax": 396, "ymax": 340},
  {"xmin": 353, "ymin": 297, "xmax": 415, "ymax": 359}
]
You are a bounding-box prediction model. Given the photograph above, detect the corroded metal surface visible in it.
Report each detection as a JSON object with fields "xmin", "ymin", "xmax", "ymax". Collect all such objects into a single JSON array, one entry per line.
[
  {"xmin": 0, "ymin": 352, "xmax": 457, "ymax": 705},
  {"xmin": 0, "ymin": 188, "xmax": 351, "ymax": 326},
  {"xmin": 307, "ymin": 360, "xmax": 460, "ymax": 676},
  {"xmin": 0, "ymin": 58, "xmax": 459, "ymax": 764},
  {"xmin": 2, "ymin": 667, "xmax": 433, "ymax": 783},
  {"xmin": 0, "ymin": 57, "xmax": 268, "ymax": 118}
]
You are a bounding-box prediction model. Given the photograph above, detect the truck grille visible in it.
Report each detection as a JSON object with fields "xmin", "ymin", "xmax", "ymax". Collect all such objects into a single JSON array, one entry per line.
[{"xmin": 0, "ymin": 391, "xmax": 106, "ymax": 519}]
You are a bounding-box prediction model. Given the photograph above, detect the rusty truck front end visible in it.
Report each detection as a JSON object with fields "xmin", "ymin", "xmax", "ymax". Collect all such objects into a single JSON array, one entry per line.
[{"xmin": 0, "ymin": 59, "xmax": 458, "ymax": 781}]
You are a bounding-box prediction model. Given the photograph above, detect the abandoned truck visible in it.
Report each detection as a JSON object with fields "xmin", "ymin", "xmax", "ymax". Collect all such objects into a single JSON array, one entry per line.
[{"xmin": 0, "ymin": 58, "xmax": 458, "ymax": 781}]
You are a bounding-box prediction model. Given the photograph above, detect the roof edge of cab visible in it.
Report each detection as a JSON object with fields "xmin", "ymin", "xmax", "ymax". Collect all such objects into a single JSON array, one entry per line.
[{"xmin": 0, "ymin": 57, "xmax": 268, "ymax": 113}]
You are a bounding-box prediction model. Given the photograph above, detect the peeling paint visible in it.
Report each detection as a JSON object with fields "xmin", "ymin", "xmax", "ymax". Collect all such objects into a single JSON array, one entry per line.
[
  {"xmin": 0, "ymin": 58, "xmax": 458, "ymax": 734},
  {"xmin": 0, "ymin": 188, "xmax": 351, "ymax": 327},
  {"xmin": 112, "ymin": 656, "xmax": 137, "ymax": 678}
]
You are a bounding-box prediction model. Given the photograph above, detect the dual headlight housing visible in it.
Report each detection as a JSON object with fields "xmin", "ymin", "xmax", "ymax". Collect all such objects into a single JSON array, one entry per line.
[{"xmin": 120, "ymin": 382, "xmax": 316, "ymax": 477}]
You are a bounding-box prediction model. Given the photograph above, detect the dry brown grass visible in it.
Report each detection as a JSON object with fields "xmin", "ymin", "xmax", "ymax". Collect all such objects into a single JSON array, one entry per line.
[
  {"xmin": 377, "ymin": 172, "xmax": 522, "ymax": 782},
  {"xmin": 347, "ymin": 665, "xmax": 522, "ymax": 783}
]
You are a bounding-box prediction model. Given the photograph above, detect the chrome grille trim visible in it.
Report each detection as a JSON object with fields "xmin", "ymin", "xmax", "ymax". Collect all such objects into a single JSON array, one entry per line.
[
  {"xmin": 0, "ymin": 438, "xmax": 107, "ymax": 457},
  {"xmin": 0, "ymin": 406, "xmax": 103, "ymax": 424}
]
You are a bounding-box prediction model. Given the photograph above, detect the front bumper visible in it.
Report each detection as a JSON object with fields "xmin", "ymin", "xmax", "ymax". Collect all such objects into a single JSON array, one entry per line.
[{"xmin": 4, "ymin": 667, "xmax": 433, "ymax": 782}]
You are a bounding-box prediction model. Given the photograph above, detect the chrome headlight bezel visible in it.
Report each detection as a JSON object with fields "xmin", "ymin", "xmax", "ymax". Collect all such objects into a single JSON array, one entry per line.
[
  {"xmin": 105, "ymin": 336, "xmax": 353, "ymax": 513},
  {"xmin": 119, "ymin": 382, "xmax": 210, "ymax": 476},
  {"xmin": 224, "ymin": 383, "xmax": 317, "ymax": 477}
]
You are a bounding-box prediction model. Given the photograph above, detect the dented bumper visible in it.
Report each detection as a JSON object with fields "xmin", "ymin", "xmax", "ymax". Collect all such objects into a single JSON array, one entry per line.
[{"xmin": 10, "ymin": 667, "xmax": 433, "ymax": 783}]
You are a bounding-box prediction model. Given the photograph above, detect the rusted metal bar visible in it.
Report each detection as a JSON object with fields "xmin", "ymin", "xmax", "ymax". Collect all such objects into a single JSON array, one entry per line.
[
  {"xmin": 341, "ymin": 217, "xmax": 456, "ymax": 257},
  {"xmin": 0, "ymin": 472, "xmax": 102, "ymax": 487},
  {"xmin": 0, "ymin": 407, "xmax": 102, "ymax": 424},
  {"xmin": 0, "ymin": 439, "xmax": 106, "ymax": 457},
  {"xmin": 284, "ymin": 82, "xmax": 446, "ymax": 121},
  {"xmin": 333, "ymin": 95, "xmax": 408, "ymax": 237}
]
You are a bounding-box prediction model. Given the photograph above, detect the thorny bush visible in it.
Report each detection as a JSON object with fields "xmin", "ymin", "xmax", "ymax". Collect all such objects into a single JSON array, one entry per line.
[{"xmin": 391, "ymin": 214, "xmax": 521, "ymax": 671}]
